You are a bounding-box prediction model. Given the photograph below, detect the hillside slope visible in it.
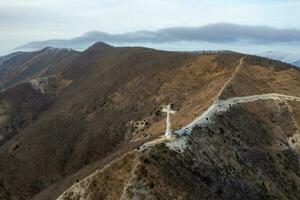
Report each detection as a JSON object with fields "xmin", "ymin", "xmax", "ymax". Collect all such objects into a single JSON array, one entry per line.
[
  {"xmin": 0, "ymin": 43, "xmax": 299, "ymax": 200},
  {"xmin": 56, "ymin": 64, "xmax": 300, "ymax": 199},
  {"xmin": 0, "ymin": 48, "xmax": 78, "ymax": 89},
  {"xmin": 57, "ymin": 96, "xmax": 300, "ymax": 200},
  {"xmin": 55, "ymin": 53, "xmax": 300, "ymax": 200}
]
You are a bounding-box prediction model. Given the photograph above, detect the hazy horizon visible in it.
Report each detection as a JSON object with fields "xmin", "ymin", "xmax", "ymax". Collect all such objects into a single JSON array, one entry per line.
[{"xmin": 1, "ymin": 0, "xmax": 300, "ymax": 56}]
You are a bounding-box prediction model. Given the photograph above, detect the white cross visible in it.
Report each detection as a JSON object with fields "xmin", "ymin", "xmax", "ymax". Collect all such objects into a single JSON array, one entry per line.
[{"xmin": 162, "ymin": 104, "xmax": 176, "ymax": 138}]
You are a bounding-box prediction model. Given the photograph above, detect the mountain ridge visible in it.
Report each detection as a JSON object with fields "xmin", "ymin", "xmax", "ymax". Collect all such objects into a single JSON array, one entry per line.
[
  {"xmin": 0, "ymin": 47, "xmax": 79, "ymax": 90},
  {"xmin": 0, "ymin": 43, "xmax": 299, "ymax": 199}
]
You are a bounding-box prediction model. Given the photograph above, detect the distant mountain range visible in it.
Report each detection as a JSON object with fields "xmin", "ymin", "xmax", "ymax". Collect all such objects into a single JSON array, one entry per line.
[
  {"xmin": 16, "ymin": 23, "xmax": 300, "ymax": 51},
  {"xmin": 13, "ymin": 23, "xmax": 300, "ymax": 68},
  {"xmin": 295, "ymin": 59, "xmax": 300, "ymax": 66},
  {"xmin": 260, "ymin": 51, "xmax": 300, "ymax": 67}
]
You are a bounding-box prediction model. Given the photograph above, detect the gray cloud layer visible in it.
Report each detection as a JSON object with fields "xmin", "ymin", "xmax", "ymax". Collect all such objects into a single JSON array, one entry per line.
[{"xmin": 18, "ymin": 23, "xmax": 300, "ymax": 51}]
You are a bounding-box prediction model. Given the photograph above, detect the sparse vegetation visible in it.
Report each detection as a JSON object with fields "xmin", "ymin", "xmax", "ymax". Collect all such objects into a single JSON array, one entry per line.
[{"xmin": 0, "ymin": 44, "xmax": 299, "ymax": 200}]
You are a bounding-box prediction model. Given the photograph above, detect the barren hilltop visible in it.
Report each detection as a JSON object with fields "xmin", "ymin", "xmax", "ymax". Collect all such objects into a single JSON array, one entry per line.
[{"xmin": 0, "ymin": 43, "xmax": 299, "ymax": 200}]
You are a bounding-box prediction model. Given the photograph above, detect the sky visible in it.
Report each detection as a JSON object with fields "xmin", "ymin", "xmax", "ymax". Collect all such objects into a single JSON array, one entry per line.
[{"xmin": 1, "ymin": 0, "xmax": 300, "ymax": 55}]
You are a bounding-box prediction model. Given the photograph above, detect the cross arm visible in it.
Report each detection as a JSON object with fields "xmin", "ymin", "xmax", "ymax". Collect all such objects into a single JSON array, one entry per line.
[{"xmin": 162, "ymin": 108, "xmax": 176, "ymax": 115}]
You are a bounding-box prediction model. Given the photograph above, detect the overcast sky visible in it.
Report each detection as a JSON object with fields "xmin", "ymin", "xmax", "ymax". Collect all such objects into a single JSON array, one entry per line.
[{"xmin": 1, "ymin": 0, "xmax": 300, "ymax": 55}]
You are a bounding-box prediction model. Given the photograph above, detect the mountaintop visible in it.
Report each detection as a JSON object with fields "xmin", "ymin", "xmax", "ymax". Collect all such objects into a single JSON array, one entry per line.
[{"xmin": 0, "ymin": 42, "xmax": 299, "ymax": 200}]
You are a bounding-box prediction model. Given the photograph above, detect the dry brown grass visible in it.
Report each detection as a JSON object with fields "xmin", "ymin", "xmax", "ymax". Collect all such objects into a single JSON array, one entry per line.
[{"xmin": 0, "ymin": 44, "xmax": 299, "ymax": 199}]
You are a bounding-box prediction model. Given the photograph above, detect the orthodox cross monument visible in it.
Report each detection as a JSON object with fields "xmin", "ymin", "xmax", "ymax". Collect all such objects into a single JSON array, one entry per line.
[{"xmin": 162, "ymin": 104, "xmax": 176, "ymax": 138}]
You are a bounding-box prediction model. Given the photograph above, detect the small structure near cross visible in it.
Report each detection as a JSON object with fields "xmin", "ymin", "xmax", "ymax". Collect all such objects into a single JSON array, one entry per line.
[{"xmin": 162, "ymin": 104, "xmax": 176, "ymax": 138}]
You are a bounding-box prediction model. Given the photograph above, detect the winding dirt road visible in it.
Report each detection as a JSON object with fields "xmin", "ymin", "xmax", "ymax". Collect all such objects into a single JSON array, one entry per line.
[{"xmin": 175, "ymin": 93, "xmax": 300, "ymax": 135}]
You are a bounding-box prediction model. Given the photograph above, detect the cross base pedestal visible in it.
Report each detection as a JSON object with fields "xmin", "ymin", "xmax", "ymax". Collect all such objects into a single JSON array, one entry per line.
[{"xmin": 165, "ymin": 130, "xmax": 173, "ymax": 138}]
